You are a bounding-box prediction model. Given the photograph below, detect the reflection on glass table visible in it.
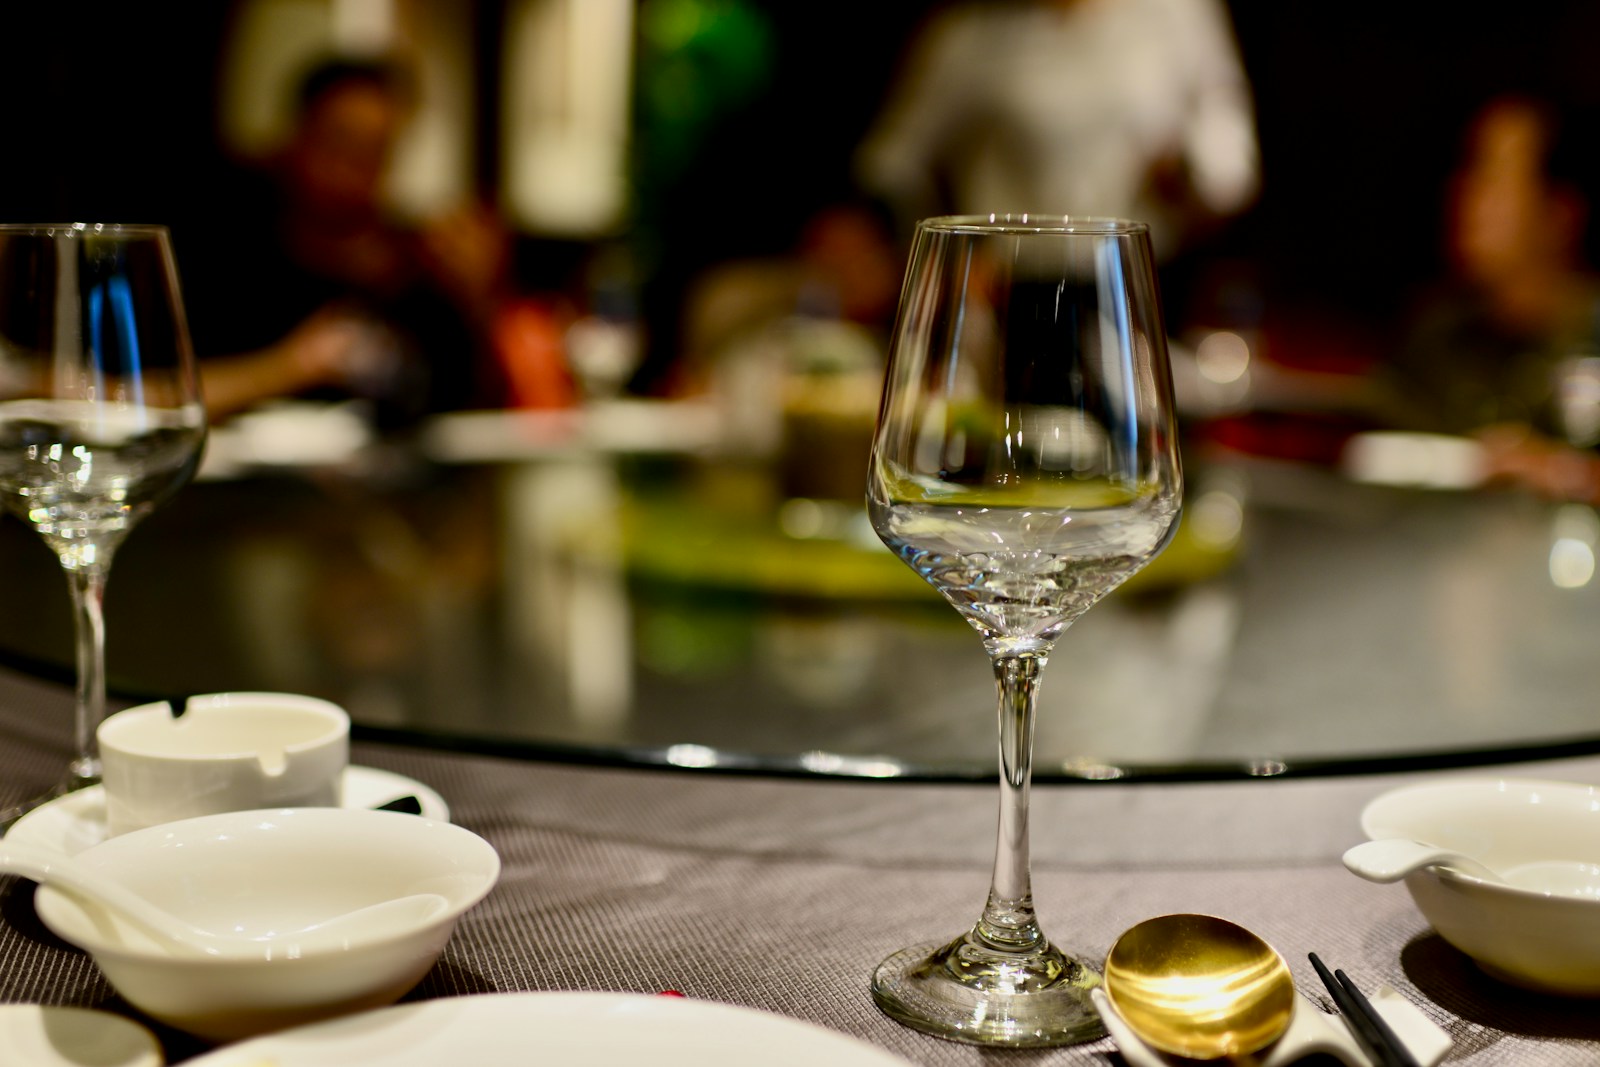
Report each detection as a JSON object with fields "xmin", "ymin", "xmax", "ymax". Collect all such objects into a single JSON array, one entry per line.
[{"xmin": 0, "ymin": 404, "xmax": 1597, "ymax": 781}]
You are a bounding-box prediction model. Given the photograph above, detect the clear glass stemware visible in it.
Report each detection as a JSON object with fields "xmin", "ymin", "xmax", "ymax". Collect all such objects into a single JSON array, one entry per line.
[
  {"xmin": 0, "ymin": 223, "xmax": 207, "ymax": 813},
  {"xmin": 867, "ymin": 215, "xmax": 1183, "ymax": 1045}
]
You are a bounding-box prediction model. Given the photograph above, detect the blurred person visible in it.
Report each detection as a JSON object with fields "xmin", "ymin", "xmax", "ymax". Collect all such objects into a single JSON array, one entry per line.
[
  {"xmin": 853, "ymin": 0, "xmax": 1260, "ymax": 266},
  {"xmin": 677, "ymin": 200, "xmax": 902, "ymax": 388},
  {"xmin": 674, "ymin": 201, "xmax": 901, "ymax": 499},
  {"xmin": 179, "ymin": 56, "xmax": 518, "ymax": 423},
  {"xmin": 1386, "ymin": 95, "xmax": 1600, "ymax": 501}
]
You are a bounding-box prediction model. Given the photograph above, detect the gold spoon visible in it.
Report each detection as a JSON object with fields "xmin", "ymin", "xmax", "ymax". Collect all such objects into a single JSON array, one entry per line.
[{"xmin": 1102, "ymin": 913, "xmax": 1297, "ymax": 1060}]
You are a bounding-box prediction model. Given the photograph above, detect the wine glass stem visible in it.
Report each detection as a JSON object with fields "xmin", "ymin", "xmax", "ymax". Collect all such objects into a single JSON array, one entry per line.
[
  {"xmin": 65, "ymin": 563, "xmax": 110, "ymax": 785},
  {"xmin": 977, "ymin": 649, "xmax": 1047, "ymax": 951}
]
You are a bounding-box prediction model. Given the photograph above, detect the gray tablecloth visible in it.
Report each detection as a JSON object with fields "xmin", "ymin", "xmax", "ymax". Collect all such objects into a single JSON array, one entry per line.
[{"xmin": 3, "ymin": 666, "xmax": 1600, "ymax": 1064}]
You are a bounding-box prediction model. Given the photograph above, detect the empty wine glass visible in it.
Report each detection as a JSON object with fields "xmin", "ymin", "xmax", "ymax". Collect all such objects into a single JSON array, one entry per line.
[
  {"xmin": 867, "ymin": 215, "xmax": 1182, "ymax": 1045},
  {"xmin": 0, "ymin": 224, "xmax": 207, "ymax": 814}
]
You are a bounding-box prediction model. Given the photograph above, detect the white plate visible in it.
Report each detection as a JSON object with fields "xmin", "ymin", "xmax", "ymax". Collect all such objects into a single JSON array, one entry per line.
[
  {"xmin": 0, "ymin": 1005, "xmax": 162, "ymax": 1067},
  {"xmin": 3, "ymin": 766, "xmax": 448, "ymax": 855},
  {"xmin": 184, "ymin": 992, "xmax": 914, "ymax": 1067}
]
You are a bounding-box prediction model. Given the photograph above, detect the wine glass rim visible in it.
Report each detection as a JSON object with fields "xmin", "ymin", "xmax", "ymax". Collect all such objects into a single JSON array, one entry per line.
[
  {"xmin": 918, "ymin": 214, "xmax": 1149, "ymax": 236},
  {"xmin": 0, "ymin": 222, "xmax": 171, "ymax": 238}
]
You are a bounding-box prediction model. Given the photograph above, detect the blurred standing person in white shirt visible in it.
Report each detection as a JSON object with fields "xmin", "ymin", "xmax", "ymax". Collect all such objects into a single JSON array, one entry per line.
[{"xmin": 855, "ymin": 0, "xmax": 1260, "ymax": 264}]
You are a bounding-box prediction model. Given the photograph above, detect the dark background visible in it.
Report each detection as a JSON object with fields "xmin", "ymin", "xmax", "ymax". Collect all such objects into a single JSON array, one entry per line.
[{"xmin": 4, "ymin": 1, "xmax": 1599, "ymax": 365}]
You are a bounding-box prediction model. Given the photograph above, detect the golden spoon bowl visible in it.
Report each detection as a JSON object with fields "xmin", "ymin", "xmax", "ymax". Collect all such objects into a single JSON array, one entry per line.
[{"xmin": 1103, "ymin": 913, "xmax": 1296, "ymax": 1060}]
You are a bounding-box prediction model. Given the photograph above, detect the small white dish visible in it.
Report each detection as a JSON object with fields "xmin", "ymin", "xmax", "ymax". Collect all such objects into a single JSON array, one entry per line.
[
  {"xmin": 1341, "ymin": 431, "xmax": 1487, "ymax": 489},
  {"xmin": 33, "ymin": 807, "xmax": 499, "ymax": 1042},
  {"xmin": 0, "ymin": 1005, "xmax": 162, "ymax": 1067},
  {"xmin": 1354, "ymin": 776, "xmax": 1600, "ymax": 995},
  {"xmin": 213, "ymin": 401, "xmax": 374, "ymax": 468},
  {"xmin": 181, "ymin": 992, "xmax": 915, "ymax": 1066},
  {"xmin": 3, "ymin": 765, "xmax": 448, "ymax": 855}
]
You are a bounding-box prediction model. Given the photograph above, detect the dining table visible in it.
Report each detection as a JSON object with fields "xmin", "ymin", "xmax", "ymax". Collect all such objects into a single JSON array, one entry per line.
[
  {"xmin": 2, "ymin": 660, "xmax": 1600, "ymax": 1064},
  {"xmin": 3, "ymin": 396, "xmax": 1600, "ymax": 1063}
]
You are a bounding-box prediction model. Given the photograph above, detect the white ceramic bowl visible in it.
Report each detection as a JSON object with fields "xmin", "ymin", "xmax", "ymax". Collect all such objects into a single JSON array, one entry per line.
[
  {"xmin": 1357, "ymin": 776, "xmax": 1600, "ymax": 995},
  {"xmin": 33, "ymin": 807, "xmax": 499, "ymax": 1040}
]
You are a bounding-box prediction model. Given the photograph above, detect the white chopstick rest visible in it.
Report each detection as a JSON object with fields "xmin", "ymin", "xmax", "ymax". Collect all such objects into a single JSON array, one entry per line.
[
  {"xmin": 1362, "ymin": 986, "xmax": 1453, "ymax": 1067},
  {"xmin": 1091, "ymin": 986, "xmax": 1451, "ymax": 1067}
]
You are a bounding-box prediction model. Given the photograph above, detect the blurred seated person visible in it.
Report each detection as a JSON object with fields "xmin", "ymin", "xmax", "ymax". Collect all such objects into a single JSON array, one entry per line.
[
  {"xmin": 678, "ymin": 201, "xmax": 901, "ymax": 385},
  {"xmin": 675, "ymin": 201, "xmax": 902, "ymax": 463},
  {"xmin": 1385, "ymin": 95, "xmax": 1600, "ymax": 501},
  {"xmin": 179, "ymin": 56, "xmax": 516, "ymax": 424}
]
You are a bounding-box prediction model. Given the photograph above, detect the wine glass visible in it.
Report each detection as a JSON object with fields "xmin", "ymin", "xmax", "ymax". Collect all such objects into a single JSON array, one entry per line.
[
  {"xmin": 867, "ymin": 215, "xmax": 1182, "ymax": 1046},
  {"xmin": 0, "ymin": 223, "xmax": 207, "ymax": 812}
]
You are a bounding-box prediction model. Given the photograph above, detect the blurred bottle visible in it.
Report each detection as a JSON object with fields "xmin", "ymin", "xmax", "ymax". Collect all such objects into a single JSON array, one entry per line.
[{"xmin": 566, "ymin": 245, "xmax": 645, "ymax": 401}]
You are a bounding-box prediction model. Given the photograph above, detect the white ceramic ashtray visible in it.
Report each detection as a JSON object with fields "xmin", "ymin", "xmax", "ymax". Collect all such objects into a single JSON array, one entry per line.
[
  {"xmin": 1348, "ymin": 776, "xmax": 1600, "ymax": 995},
  {"xmin": 32, "ymin": 807, "xmax": 500, "ymax": 1041},
  {"xmin": 98, "ymin": 692, "xmax": 349, "ymax": 835}
]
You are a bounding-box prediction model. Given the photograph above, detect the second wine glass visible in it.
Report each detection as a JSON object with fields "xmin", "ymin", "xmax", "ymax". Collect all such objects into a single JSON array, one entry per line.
[
  {"xmin": 0, "ymin": 223, "xmax": 207, "ymax": 810},
  {"xmin": 867, "ymin": 215, "xmax": 1183, "ymax": 1045}
]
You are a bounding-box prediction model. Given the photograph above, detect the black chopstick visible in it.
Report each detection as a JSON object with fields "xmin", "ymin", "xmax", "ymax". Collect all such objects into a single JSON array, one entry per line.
[{"xmin": 1307, "ymin": 953, "xmax": 1421, "ymax": 1067}]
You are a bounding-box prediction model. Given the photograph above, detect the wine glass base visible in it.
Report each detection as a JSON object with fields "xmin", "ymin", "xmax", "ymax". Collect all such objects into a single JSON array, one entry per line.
[
  {"xmin": 871, "ymin": 932, "xmax": 1106, "ymax": 1047},
  {"xmin": 64, "ymin": 756, "xmax": 101, "ymax": 790}
]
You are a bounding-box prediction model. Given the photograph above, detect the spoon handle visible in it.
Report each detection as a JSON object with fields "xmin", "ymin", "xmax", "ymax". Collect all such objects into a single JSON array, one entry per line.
[
  {"xmin": 1342, "ymin": 839, "xmax": 1503, "ymax": 884},
  {"xmin": 0, "ymin": 841, "xmax": 213, "ymax": 955}
]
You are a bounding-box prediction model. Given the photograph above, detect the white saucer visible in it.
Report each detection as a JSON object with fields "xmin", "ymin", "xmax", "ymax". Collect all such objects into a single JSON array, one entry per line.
[
  {"xmin": 3, "ymin": 766, "xmax": 449, "ymax": 855},
  {"xmin": 183, "ymin": 992, "xmax": 914, "ymax": 1067},
  {"xmin": 0, "ymin": 1005, "xmax": 161, "ymax": 1067}
]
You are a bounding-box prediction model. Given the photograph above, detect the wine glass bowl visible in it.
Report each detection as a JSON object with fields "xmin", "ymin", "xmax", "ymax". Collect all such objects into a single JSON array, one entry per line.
[
  {"xmin": 867, "ymin": 215, "xmax": 1181, "ymax": 1045},
  {"xmin": 0, "ymin": 223, "xmax": 206, "ymax": 802}
]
